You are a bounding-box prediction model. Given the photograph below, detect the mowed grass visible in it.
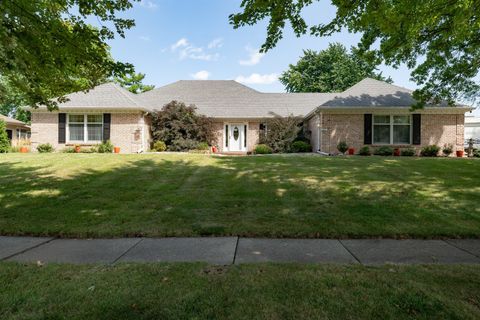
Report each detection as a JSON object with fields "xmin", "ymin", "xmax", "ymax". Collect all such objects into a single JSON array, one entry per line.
[
  {"xmin": 1, "ymin": 262, "xmax": 480, "ymax": 319},
  {"xmin": 0, "ymin": 153, "xmax": 479, "ymax": 238}
]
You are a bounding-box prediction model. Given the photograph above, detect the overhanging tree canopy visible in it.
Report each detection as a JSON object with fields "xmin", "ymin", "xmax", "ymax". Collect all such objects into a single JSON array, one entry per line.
[
  {"xmin": 0, "ymin": 0, "xmax": 137, "ymax": 110},
  {"xmin": 230, "ymin": 0, "xmax": 480, "ymax": 108}
]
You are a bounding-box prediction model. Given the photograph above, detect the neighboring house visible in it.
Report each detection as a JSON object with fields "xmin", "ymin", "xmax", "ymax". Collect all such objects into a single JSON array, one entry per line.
[
  {"xmin": 30, "ymin": 78, "xmax": 472, "ymax": 154},
  {"xmin": 465, "ymin": 115, "xmax": 480, "ymax": 147},
  {"xmin": 1, "ymin": 114, "xmax": 31, "ymax": 146}
]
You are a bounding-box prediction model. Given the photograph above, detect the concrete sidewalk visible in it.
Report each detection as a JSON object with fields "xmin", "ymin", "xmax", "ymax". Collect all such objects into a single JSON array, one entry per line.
[{"xmin": 1, "ymin": 236, "xmax": 479, "ymax": 265}]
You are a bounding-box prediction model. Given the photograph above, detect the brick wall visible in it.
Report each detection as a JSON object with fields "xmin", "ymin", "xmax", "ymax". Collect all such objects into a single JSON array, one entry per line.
[
  {"xmin": 309, "ymin": 112, "xmax": 466, "ymax": 155},
  {"xmin": 31, "ymin": 111, "xmax": 146, "ymax": 153}
]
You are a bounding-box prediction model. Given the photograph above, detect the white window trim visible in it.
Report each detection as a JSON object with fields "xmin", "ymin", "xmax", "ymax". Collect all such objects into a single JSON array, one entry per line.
[
  {"xmin": 224, "ymin": 122, "xmax": 248, "ymax": 152},
  {"xmin": 66, "ymin": 113, "xmax": 104, "ymax": 144},
  {"xmin": 372, "ymin": 115, "xmax": 412, "ymax": 145}
]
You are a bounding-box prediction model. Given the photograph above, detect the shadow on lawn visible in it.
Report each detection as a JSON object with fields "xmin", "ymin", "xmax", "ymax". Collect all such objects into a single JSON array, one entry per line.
[{"xmin": 0, "ymin": 155, "xmax": 479, "ymax": 238}]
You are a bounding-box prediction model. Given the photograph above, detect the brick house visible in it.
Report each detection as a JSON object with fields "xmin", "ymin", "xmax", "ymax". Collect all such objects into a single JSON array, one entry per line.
[
  {"xmin": 30, "ymin": 78, "xmax": 472, "ymax": 154},
  {"xmin": 1, "ymin": 114, "xmax": 31, "ymax": 146}
]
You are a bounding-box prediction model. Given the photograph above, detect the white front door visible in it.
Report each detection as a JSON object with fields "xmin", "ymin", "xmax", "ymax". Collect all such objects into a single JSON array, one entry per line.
[{"xmin": 226, "ymin": 123, "xmax": 246, "ymax": 152}]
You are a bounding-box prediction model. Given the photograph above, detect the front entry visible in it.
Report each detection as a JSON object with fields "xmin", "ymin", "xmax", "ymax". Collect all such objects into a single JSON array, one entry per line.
[{"xmin": 225, "ymin": 123, "xmax": 247, "ymax": 152}]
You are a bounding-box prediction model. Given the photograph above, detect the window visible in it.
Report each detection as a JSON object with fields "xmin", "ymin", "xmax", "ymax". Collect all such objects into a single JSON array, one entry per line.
[
  {"xmin": 68, "ymin": 114, "xmax": 103, "ymax": 142},
  {"xmin": 16, "ymin": 129, "xmax": 30, "ymax": 139},
  {"xmin": 373, "ymin": 115, "xmax": 411, "ymax": 145}
]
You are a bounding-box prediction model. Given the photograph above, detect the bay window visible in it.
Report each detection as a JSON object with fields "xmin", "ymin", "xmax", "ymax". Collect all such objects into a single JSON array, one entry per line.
[
  {"xmin": 373, "ymin": 115, "xmax": 411, "ymax": 145},
  {"xmin": 68, "ymin": 114, "xmax": 103, "ymax": 142}
]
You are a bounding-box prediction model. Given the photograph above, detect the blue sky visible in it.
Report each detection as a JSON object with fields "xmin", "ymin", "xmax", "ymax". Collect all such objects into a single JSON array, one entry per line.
[{"xmin": 104, "ymin": 0, "xmax": 426, "ymax": 93}]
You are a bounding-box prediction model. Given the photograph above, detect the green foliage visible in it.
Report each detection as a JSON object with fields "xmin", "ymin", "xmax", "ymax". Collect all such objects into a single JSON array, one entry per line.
[
  {"xmin": 0, "ymin": 120, "xmax": 10, "ymax": 153},
  {"xmin": 291, "ymin": 141, "xmax": 311, "ymax": 153},
  {"xmin": 473, "ymin": 149, "xmax": 480, "ymax": 158},
  {"xmin": 421, "ymin": 145, "xmax": 440, "ymax": 157},
  {"xmin": 359, "ymin": 146, "xmax": 371, "ymax": 156},
  {"xmin": 97, "ymin": 140, "xmax": 114, "ymax": 153},
  {"xmin": 254, "ymin": 144, "xmax": 273, "ymax": 154},
  {"xmin": 260, "ymin": 115, "xmax": 302, "ymax": 153},
  {"xmin": 36, "ymin": 143, "xmax": 54, "ymax": 153},
  {"xmin": 114, "ymin": 72, "xmax": 155, "ymax": 94},
  {"xmin": 442, "ymin": 144, "xmax": 453, "ymax": 156},
  {"xmin": 152, "ymin": 141, "xmax": 167, "ymax": 152},
  {"xmin": 374, "ymin": 146, "xmax": 394, "ymax": 156},
  {"xmin": 150, "ymin": 101, "xmax": 216, "ymax": 152},
  {"xmin": 337, "ymin": 141, "xmax": 348, "ymax": 154},
  {"xmin": 230, "ymin": 0, "xmax": 480, "ymax": 107},
  {"xmin": 0, "ymin": 0, "xmax": 136, "ymax": 110},
  {"xmin": 280, "ymin": 44, "xmax": 390, "ymax": 93},
  {"xmin": 62, "ymin": 147, "xmax": 76, "ymax": 153},
  {"xmin": 196, "ymin": 142, "xmax": 210, "ymax": 151},
  {"xmin": 401, "ymin": 148, "xmax": 416, "ymax": 157}
]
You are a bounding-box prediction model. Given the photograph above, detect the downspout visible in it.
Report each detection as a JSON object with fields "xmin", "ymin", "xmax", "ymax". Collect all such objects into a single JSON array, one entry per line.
[{"xmin": 140, "ymin": 112, "xmax": 145, "ymax": 153}]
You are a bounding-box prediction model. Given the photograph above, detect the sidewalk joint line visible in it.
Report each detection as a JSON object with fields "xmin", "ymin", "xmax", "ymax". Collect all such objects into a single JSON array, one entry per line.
[
  {"xmin": 442, "ymin": 240, "xmax": 480, "ymax": 260},
  {"xmin": 111, "ymin": 238, "xmax": 144, "ymax": 265},
  {"xmin": 338, "ymin": 240, "xmax": 362, "ymax": 264},
  {"xmin": 232, "ymin": 236, "xmax": 240, "ymax": 265},
  {"xmin": 1, "ymin": 237, "xmax": 57, "ymax": 261}
]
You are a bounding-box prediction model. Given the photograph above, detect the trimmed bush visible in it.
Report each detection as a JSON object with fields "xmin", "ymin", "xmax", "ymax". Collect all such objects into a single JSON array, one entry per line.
[
  {"xmin": 62, "ymin": 147, "xmax": 76, "ymax": 153},
  {"xmin": 0, "ymin": 120, "xmax": 9, "ymax": 153},
  {"xmin": 197, "ymin": 142, "xmax": 209, "ymax": 150},
  {"xmin": 254, "ymin": 144, "xmax": 273, "ymax": 154},
  {"xmin": 37, "ymin": 143, "xmax": 54, "ymax": 153},
  {"xmin": 291, "ymin": 141, "xmax": 311, "ymax": 153},
  {"xmin": 359, "ymin": 146, "xmax": 371, "ymax": 156},
  {"xmin": 442, "ymin": 144, "xmax": 453, "ymax": 156},
  {"xmin": 337, "ymin": 141, "xmax": 348, "ymax": 154},
  {"xmin": 473, "ymin": 148, "xmax": 480, "ymax": 158},
  {"xmin": 421, "ymin": 145, "xmax": 440, "ymax": 157},
  {"xmin": 401, "ymin": 148, "xmax": 416, "ymax": 156},
  {"xmin": 96, "ymin": 140, "xmax": 113, "ymax": 153},
  {"xmin": 169, "ymin": 138, "xmax": 199, "ymax": 151},
  {"xmin": 152, "ymin": 141, "xmax": 167, "ymax": 152},
  {"xmin": 374, "ymin": 146, "xmax": 394, "ymax": 156}
]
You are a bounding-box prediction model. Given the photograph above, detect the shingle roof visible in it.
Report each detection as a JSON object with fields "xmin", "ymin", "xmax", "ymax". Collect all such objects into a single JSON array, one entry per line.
[
  {"xmin": 0, "ymin": 114, "xmax": 29, "ymax": 127},
  {"xmin": 139, "ymin": 80, "xmax": 335, "ymax": 118},
  {"xmin": 51, "ymin": 82, "xmax": 145, "ymax": 110},
  {"xmin": 320, "ymin": 78, "xmax": 449, "ymax": 107}
]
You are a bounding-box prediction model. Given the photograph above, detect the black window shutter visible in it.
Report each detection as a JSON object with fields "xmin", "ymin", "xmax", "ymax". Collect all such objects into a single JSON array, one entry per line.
[
  {"xmin": 58, "ymin": 113, "xmax": 66, "ymax": 143},
  {"xmin": 364, "ymin": 114, "xmax": 372, "ymax": 145},
  {"xmin": 412, "ymin": 114, "xmax": 421, "ymax": 145},
  {"xmin": 103, "ymin": 113, "xmax": 111, "ymax": 142}
]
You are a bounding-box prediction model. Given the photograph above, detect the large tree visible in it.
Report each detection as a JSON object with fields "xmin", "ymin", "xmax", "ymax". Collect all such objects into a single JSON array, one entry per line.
[
  {"xmin": 230, "ymin": 0, "xmax": 480, "ymax": 108},
  {"xmin": 280, "ymin": 43, "xmax": 390, "ymax": 93},
  {"xmin": 0, "ymin": 0, "xmax": 137, "ymax": 110},
  {"xmin": 115, "ymin": 72, "xmax": 155, "ymax": 94}
]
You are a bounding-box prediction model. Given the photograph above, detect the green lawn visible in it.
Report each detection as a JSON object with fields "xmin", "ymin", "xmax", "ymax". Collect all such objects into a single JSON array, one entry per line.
[
  {"xmin": 0, "ymin": 153, "xmax": 479, "ymax": 238},
  {"xmin": 1, "ymin": 263, "xmax": 479, "ymax": 319}
]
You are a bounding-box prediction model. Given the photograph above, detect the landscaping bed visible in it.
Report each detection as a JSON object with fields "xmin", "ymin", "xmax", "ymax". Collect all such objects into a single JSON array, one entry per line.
[{"xmin": 0, "ymin": 153, "xmax": 479, "ymax": 238}]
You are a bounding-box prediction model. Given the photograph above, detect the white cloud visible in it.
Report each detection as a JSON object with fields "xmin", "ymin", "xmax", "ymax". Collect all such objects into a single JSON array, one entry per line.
[
  {"xmin": 208, "ymin": 38, "xmax": 223, "ymax": 49},
  {"xmin": 191, "ymin": 70, "xmax": 211, "ymax": 80},
  {"xmin": 171, "ymin": 38, "xmax": 189, "ymax": 51},
  {"xmin": 139, "ymin": 36, "xmax": 151, "ymax": 42},
  {"xmin": 239, "ymin": 47, "xmax": 265, "ymax": 66},
  {"xmin": 139, "ymin": 0, "xmax": 158, "ymax": 9},
  {"xmin": 170, "ymin": 38, "xmax": 220, "ymax": 61},
  {"xmin": 235, "ymin": 73, "xmax": 279, "ymax": 85}
]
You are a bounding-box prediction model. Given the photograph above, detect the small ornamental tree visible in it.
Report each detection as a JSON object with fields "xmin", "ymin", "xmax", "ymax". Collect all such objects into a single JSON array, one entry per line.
[
  {"xmin": 150, "ymin": 101, "xmax": 216, "ymax": 151},
  {"xmin": 0, "ymin": 119, "xmax": 10, "ymax": 153},
  {"xmin": 260, "ymin": 114, "xmax": 303, "ymax": 153}
]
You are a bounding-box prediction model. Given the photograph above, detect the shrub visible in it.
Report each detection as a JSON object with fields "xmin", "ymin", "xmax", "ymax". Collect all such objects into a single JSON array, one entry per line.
[
  {"xmin": 254, "ymin": 144, "xmax": 273, "ymax": 154},
  {"xmin": 260, "ymin": 115, "xmax": 303, "ymax": 153},
  {"xmin": 80, "ymin": 147, "xmax": 96, "ymax": 153},
  {"xmin": 374, "ymin": 146, "xmax": 394, "ymax": 156},
  {"xmin": 420, "ymin": 145, "xmax": 440, "ymax": 157},
  {"xmin": 97, "ymin": 140, "xmax": 114, "ymax": 153},
  {"xmin": 0, "ymin": 119, "xmax": 10, "ymax": 153},
  {"xmin": 37, "ymin": 143, "xmax": 54, "ymax": 153},
  {"xmin": 442, "ymin": 144, "xmax": 453, "ymax": 156},
  {"xmin": 473, "ymin": 148, "xmax": 480, "ymax": 158},
  {"xmin": 291, "ymin": 141, "xmax": 311, "ymax": 153},
  {"xmin": 359, "ymin": 146, "xmax": 371, "ymax": 156},
  {"xmin": 197, "ymin": 142, "xmax": 209, "ymax": 150},
  {"xmin": 62, "ymin": 147, "xmax": 75, "ymax": 153},
  {"xmin": 337, "ymin": 141, "xmax": 348, "ymax": 154},
  {"xmin": 152, "ymin": 141, "xmax": 167, "ymax": 152},
  {"xmin": 401, "ymin": 148, "xmax": 416, "ymax": 156},
  {"xmin": 150, "ymin": 101, "xmax": 216, "ymax": 151}
]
